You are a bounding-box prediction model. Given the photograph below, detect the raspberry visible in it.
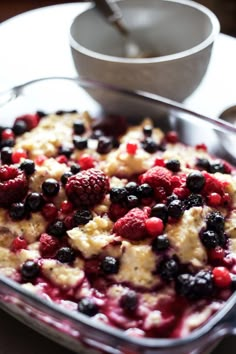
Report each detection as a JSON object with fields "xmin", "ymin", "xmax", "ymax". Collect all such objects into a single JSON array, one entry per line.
[
  {"xmin": 39, "ymin": 233, "xmax": 60, "ymax": 257},
  {"xmin": 15, "ymin": 113, "xmax": 40, "ymax": 131},
  {"xmin": 201, "ymin": 172, "xmax": 225, "ymax": 196},
  {"xmin": 65, "ymin": 168, "xmax": 109, "ymax": 208},
  {"xmin": 0, "ymin": 165, "xmax": 28, "ymax": 207},
  {"xmin": 113, "ymin": 208, "xmax": 148, "ymax": 240},
  {"xmin": 140, "ymin": 166, "xmax": 172, "ymax": 195}
]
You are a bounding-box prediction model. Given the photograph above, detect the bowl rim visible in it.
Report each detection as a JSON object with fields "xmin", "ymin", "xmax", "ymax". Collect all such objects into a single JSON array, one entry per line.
[{"xmin": 69, "ymin": 0, "xmax": 220, "ymax": 64}]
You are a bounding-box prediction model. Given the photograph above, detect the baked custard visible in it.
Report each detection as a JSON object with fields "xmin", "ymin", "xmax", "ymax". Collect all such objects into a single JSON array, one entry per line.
[{"xmin": 0, "ymin": 110, "xmax": 235, "ymax": 339}]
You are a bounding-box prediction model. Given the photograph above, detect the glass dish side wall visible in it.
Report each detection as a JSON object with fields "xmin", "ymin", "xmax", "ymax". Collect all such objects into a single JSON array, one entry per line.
[{"xmin": 0, "ymin": 78, "xmax": 236, "ymax": 354}]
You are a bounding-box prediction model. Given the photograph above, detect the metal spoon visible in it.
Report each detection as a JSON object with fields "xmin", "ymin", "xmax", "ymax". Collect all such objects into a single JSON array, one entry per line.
[{"xmin": 92, "ymin": 0, "xmax": 151, "ymax": 58}]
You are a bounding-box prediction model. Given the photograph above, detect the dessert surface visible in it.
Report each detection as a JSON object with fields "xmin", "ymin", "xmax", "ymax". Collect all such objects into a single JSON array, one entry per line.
[{"xmin": 0, "ymin": 110, "xmax": 236, "ymax": 339}]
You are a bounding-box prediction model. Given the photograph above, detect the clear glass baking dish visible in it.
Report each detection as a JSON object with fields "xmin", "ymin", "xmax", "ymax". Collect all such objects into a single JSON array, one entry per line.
[{"xmin": 0, "ymin": 77, "xmax": 236, "ymax": 354}]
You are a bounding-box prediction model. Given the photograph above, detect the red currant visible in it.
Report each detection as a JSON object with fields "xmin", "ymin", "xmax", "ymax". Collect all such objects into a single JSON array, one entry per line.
[
  {"xmin": 212, "ymin": 266, "xmax": 232, "ymax": 288},
  {"xmin": 165, "ymin": 131, "xmax": 178, "ymax": 143},
  {"xmin": 145, "ymin": 217, "xmax": 164, "ymax": 237},
  {"xmin": 12, "ymin": 149, "xmax": 27, "ymax": 163},
  {"xmin": 35, "ymin": 155, "xmax": 47, "ymax": 166},
  {"xmin": 11, "ymin": 236, "xmax": 27, "ymax": 252},
  {"xmin": 195, "ymin": 143, "xmax": 207, "ymax": 151},
  {"xmin": 42, "ymin": 203, "xmax": 58, "ymax": 221},
  {"xmin": 56, "ymin": 155, "xmax": 68, "ymax": 164},
  {"xmin": 60, "ymin": 200, "xmax": 73, "ymax": 214},
  {"xmin": 1, "ymin": 129, "xmax": 14, "ymax": 140},
  {"xmin": 154, "ymin": 158, "xmax": 165, "ymax": 167},
  {"xmin": 207, "ymin": 192, "xmax": 222, "ymax": 207},
  {"xmin": 208, "ymin": 246, "xmax": 225, "ymax": 262},
  {"xmin": 126, "ymin": 142, "xmax": 138, "ymax": 155},
  {"xmin": 78, "ymin": 154, "xmax": 95, "ymax": 170}
]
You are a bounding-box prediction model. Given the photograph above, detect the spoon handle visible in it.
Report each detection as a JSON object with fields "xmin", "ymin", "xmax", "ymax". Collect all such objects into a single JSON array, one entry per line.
[{"xmin": 93, "ymin": 0, "xmax": 129, "ymax": 36}]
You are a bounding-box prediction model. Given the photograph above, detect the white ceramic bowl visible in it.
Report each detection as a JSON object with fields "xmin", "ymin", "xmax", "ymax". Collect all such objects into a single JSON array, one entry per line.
[{"xmin": 70, "ymin": 0, "xmax": 220, "ymax": 102}]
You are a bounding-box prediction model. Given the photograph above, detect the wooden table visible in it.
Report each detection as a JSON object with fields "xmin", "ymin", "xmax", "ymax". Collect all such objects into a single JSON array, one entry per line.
[{"xmin": 0, "ymin": 3, "xmax": 236, "ymax": 354}]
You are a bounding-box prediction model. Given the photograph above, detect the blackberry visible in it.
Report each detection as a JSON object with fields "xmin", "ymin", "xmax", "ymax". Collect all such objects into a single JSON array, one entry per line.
[
  {"xmin": 193, "ymin": 270, "xmax": 213, "ymax": 298},
  {"xmin": 97, "ymin": 136, "xmax": 113, "ymax": 154},
  {"xmin": 110, "ymin": 187, "xmax": 128, "ymax": 203},
  {"xmin": 206, "ymin": 212, "xmax": 225, "ymax": 234},
  {"xmin": 101, "ymin": 256, "xmax": 119, "ymax": 274},
  {"xmin": 21, "ymin": 260, "xmax": 40, "ymax": 280},
  {"xmin": 9, "ymin": 202, "xmax": 26, "ymax": 220},
  {"xmin": 158, "ymin": 258, "xmax": 179, "ymax": 281},
  {"xmin": 184, "ymin": 194, "xmax": 203, "ymax": 210},
  {"xmin": 42, "ymin": 178, "xmax": 60, "ymax": 197},
  {"xmin": 196, "ymin": 158, "xmax": 211, "ymax": 172},
  {"xmin": 152, "ymin": 234, "xmax": 170, "ymax": 252},
  {"xmin": 125, "ymin": 182, "xmax": 138, "ymax": 195},
  {"xmin": 168, "ymin": 200, "xmax": 183, "ymax": 218},
  {"xmin": 47, "ymin": 220, "xmax": 66, "ymax": 238},
  {"xmin": 120, "ymin": 290, "xmax": 138, "ymax": 312},
  {"xmin": 165, "ymin": 159, "xmax": 181, "ymax": 172},
  {"xmin": 73, "ymin": 121, "xmax": 86, "ymax": 135},
  {"xmin": 13, "ymin": 120, "xmax": 28, "ymax": 136},
  {"xmin": 70, "ymin": 163, "xmax": 81, "ymax": 174},
  {"xmin": 137, "ymin": 183, "xmax": 154, "ymax": 198},
  {"xmin": 176, "ymin": 273, "xmax": 195, "ymax": 298},
  {"xmin": 73, "ymin": 136, "xmax": 88, "ymax": 150},
  {"xmin": 186, "ymin": 171, "xmax": 205, "ymax": 193},
  {"xmin": 126, "ymin": 195, "xmax": 139, "ymax": 208},
  {"xmin": 209, "ymin": 161, "xmax": 225, "ymax": 174},
  {"xmin": 1, "ymin": 147, "xmax": 12, "ymax": 164},
  {"xmin": 25, "ymin": 192, "xmax": 44, "ymax": 212},
  {"xmin": 151, "ymin": 203, "xmax": 168, "ymax": 223},
  {"xmin": 61, "ymin": 171, "xmax": 73, "ymax": 185},
  {"xmin": 20, "ymin": 159, "xmax": 35, "ymax": 175},
  {"xmin": 142, "ymin": 138, "xmax": 159, "ymax": 153},
  {"xmin": 77, "ymin": 298, "xmax": 98, "ymax": 317},
  {"xmin": 56, "ymin": 247, "xmax": 76, "ymax": 263},
  {"xmin": 73, "ymin": 209, "xmax": 93, "ymax": 225},
  {"xmin": 143, "ymin": 125, "xmax": 153, "ymax": 137},
  {"xmin": 201, "ymin": 230, "xmax": 220, "ymax": 249},
  {"xmin": 58, "ymin": 145, "xmax": 73, "ymax": 158}
]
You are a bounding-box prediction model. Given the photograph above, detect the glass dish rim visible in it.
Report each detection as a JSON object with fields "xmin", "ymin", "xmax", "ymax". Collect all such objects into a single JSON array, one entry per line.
[{"xmin": 0, "ymin": 76, "xmax": 236, "ymax": 349}]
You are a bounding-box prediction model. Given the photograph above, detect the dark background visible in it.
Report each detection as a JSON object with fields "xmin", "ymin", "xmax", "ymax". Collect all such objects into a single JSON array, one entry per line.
[{"xmin": 0, "ymin": 0, "xmax": 236, "ymax": 37}]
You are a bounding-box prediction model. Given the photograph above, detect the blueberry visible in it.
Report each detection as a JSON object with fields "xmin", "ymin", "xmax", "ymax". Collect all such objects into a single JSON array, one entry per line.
[
  {"xmin": 125, "ymin": 182, "xmax": 138, "ymax": 195},
  {"xmin": 165, "ymin": 159, "xmax": 181, "ymax": 172},
  {"xmin": 186, "ymin": 171, "xmax": 205, "ymax": 193},
  {"xmin": 196, "ymin": 158, "xmax": 211, "ymax": 172},
  {"xmin": 151, "ymin": 203, "xmax": 168, "ymax": 223},
  {"xmin": 13, "ymin": 120, "xmax": 28, "ymax": 136},
  {"xmin": 25, "ymin": 192, "xmax": 44, "ymax": 212},
  {"xmin": 201, "ymin": 230, "xmax": 220, "ymax": 249},
  {"xmin": 47, "ymin": 220, "xmax": 66, "ymax": 238},
  {"xmin": 137, "ymin": 183, "xmax": 154, "ymax": 198},
  {"xmin": 126, "ymin": 195, "xmax": 139, "ymax": 208},
  {"xmin": 101, "ymin": 256, "xmax": 119, "ymax": 274},
  {"xmin": 166, "ymin": 194, "xmax": 178, "ymax": 205},
  {"xmin": 97, "ymin": 136, "xmax": 113, "ymax": 154},
  {"xmin": 209, "ymin": 161, "xmax": 225, "ymax": 174},
  {"xmin": 73, "ymin": 209, "xmax": 93, "ymax": 225},
  {"xmin": 90, "ymin": 129, "xmax": 103, "ymax": 139},
  {"xmin": 55, "ymin": 110, "xmax": 66, "ymax": 115},
  {"xmin": 73, "ymin": 136, "xmax": 88, "ymax": 150},
  {"xmin": 143, "ymin": 125, "xmax": 153, "ymax": 137},
  {"xmin": 184, "ymin": 194, "xmax": 204, "ymax": 209},
  {"xmin": 9, "ymin": 202, "xmax": 26, "ymax": 220},
  {"xmin": 58, "ymin": 145, "xmax": 73, "ymax": 158},
  {"xmin": 158, "ymin": 258, "xmax": 179, "ymax": 281},
  {"xmin": 73, "ymin": 121, "xmax": 85, "ymax": 135},
  {"xmin": 142, "ymin": 138, "xmax": 159, "ymax": 153},
  {"xmin": 206, "ymin": 212, "xmax": 225, "ymax": 233},
  {"xmin": 70, "ymin": 163, "xmax": 81, "ymax": 174},
  {"xmin": 120, "ymin": 290, "xmax": 138, "ymax": 312},
  {"xmin": 193, "ymin": 270, "xmax": 213, "ymax": 298},
  {"xmin": 0, "ymin": 138, "xmax": 15, "ymax": 148},
  {"xmin": 20, "ymin": 159, "xmax": 35, "ymax": 175},
  {"xmin": 56, "ymin": 247, "xmax": 76, "ymax": 263},
  {"xmin": 36, "ymin": 110, "xmax": 47, "ymax": 118},
  {"xmin": 0, "ymin": 147, "xmax": 12, "ymax": 164},
  {"xmin": 21, "ymin": 260, "xmax": 40, "ymax": 280},
  {"xmin": 77, "ymin": 298, "xmax": 98, "ymax": 317},
  {"xmin": 110, "ymin": 187, "xmax": 128, "ymax": 203},
  {"xmin": 42, "ymin": 178, "xmax": 60, "ymax": 196},
  {"xmin": 168, "ymin": 200, "xmax": 183, "ymax": 218},
  {"xmin": 152, "ymin": 235, "xmax": 170, "ymax": 252},
  {"xmin": 61, "ymin": 171, "xmax": 73, "ymax": 185}
]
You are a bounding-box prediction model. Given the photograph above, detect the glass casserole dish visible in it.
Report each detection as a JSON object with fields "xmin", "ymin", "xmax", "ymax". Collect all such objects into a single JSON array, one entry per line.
[{"xmin": 0, "ymin": 77, "xmax": 236, "ymax": 354}]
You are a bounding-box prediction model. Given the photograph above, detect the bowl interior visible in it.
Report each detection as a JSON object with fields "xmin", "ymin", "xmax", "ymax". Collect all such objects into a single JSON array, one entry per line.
[{"xmin": 70, "ymin": 0, "xmax": 215, "ymax": 58}]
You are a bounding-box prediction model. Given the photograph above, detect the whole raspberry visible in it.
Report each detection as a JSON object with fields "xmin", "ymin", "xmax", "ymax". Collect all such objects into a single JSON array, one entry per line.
[
  {"xmin": 39, "ymin": 233, "xmax": 60, "ymax": 257},
  {"xmin": 140, "ymin": 166, "xmax": 172, "ymax": 195},
  {"xmin": 201, "ymin": 172, "xmax": 225, "ymax": 196},
  {"xmin": 113, "ymin": 208, "xmax": 148, "ymax": 240},
  {"xmin": 15, "ymin": 113, "xmax": 40, "ymax": 131},
  {"xmin": 0, "ymin": 165, "xmax": 28, "ymax": 208},
  {"xmin": 65, "ymin": 168, "xmax": 109, "ymax": 208}
]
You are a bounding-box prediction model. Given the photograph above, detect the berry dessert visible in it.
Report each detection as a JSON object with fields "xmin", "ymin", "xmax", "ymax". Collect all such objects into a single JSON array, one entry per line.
[{"xmin": 0, "ymin": 111, "xmax": 236, "ymax": 339}]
